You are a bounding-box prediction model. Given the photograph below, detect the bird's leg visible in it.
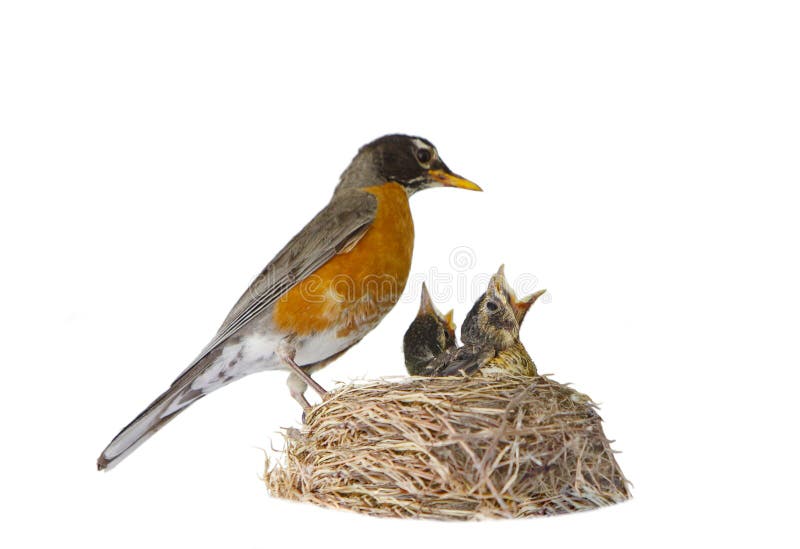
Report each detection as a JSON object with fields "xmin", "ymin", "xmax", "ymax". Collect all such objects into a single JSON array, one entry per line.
[
  {"xmin": 286, "ymin": 373, "xmax": 311, "ymax": 412},
  {"xmin": 276, "ymin": 340, "xmax": 328, "ymax": 398}
]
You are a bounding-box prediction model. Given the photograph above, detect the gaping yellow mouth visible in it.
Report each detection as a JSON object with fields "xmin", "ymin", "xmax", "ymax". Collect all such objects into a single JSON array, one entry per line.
[{"xmin": 428, "ymin": 169, "xmax": 483, "ymax": 191}]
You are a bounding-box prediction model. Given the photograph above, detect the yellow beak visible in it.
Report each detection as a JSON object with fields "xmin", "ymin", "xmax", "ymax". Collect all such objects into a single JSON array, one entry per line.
[{"xmin": 427, "ymin": 169, "xmax": 483, "ymax": 191}]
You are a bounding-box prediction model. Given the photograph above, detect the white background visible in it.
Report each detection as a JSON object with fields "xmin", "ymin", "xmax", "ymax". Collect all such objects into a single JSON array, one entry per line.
[{"xmin": 1, "ymin": 1, "xmax": 798, "ymax": 547}]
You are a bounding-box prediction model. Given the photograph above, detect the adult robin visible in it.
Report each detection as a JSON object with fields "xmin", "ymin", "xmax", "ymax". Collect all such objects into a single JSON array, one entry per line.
[
  {"xmin": 432, "ymin": 267, "xmax": 542, "ymax": 377},
  {"xmin": 97, "ymin": 134, "xmax": 481, "ymax": 470},
  {"xmin": 403, "ymin": 282, "xmax": 456, "ymax": 375}
]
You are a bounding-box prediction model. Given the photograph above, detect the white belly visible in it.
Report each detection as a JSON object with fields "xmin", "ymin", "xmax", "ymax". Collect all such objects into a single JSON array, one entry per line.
[
  {"xmin": 293, "ymin": 326, "xmax": 366, "ymax": 366},
  {"xmin": 189, "ymin": 324, "xmax": 367, "ymax": 396}
]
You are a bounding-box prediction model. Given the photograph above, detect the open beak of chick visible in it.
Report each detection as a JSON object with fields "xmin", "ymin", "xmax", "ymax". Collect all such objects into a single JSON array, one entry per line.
[
  {"xmin": 417, "ymin": 282, "xmax": 438, "ymax": 317},
  {"xmin": 512, "ymin": 289, "xmax": 547, "ymax": 324},
  {"xmin": 443, "ymin": 309, "xmax": 456, "ymax": 333}
]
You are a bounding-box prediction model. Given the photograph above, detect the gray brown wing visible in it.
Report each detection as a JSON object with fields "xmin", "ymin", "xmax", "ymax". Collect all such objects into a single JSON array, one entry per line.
[
  {"xmin": 432, "ymin": 345, "xmax": 494, "ymax": 377},
  {"xmin": 194, "ymin": 189, "xmax": 377, "ymax": 364}
]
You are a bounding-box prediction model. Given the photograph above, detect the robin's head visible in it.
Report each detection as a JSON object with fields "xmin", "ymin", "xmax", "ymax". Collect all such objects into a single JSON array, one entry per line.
[
  {"xmin": 336, "ymin": 134, "xmax": 482, "ymax": 195},
  {"xmin": 461, "ymin": 267, "xmax": 520, "ymax": 349}
]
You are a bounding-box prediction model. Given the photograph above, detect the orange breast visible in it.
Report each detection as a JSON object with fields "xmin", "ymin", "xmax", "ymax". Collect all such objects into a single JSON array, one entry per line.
[{"xmin": 272, "ymin": 182, "xmax": 414, "ymax": 337}]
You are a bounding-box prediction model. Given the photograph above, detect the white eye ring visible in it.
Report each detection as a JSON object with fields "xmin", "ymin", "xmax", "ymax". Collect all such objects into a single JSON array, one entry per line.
[{"xmin": 416, "ymin": 148, "xmax": 432, "ymax": 165}]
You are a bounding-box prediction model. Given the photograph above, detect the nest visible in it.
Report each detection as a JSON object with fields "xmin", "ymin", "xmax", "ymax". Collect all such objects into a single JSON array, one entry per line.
[{"xmin": 265, "ymin": 374, "xmax": 629, "ymax": 520}]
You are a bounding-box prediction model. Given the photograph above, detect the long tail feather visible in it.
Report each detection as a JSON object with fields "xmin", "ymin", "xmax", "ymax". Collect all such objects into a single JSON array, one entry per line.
[
  {"xmin": 97, "ymin": 379, "xmax": 205, "ymax": 471},
  {"xmin": 96, "ymin": 349, "xmax": 226, "ymax": 471}
]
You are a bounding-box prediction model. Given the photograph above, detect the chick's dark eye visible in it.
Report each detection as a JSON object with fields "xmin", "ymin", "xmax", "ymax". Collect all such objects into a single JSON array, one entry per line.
[
  {"xmin": 416, "ymin": 148, "xmax": 432, "ymax": 164},
  {"xmin": 486, "ymin": 301, "xmax": 499, "ymax": 312}
]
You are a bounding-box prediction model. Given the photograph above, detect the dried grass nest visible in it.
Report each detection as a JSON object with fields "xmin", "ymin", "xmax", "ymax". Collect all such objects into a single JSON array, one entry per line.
[{"xmin": 265, "ymin": 374, "xmax": 629, "ymax": 520}]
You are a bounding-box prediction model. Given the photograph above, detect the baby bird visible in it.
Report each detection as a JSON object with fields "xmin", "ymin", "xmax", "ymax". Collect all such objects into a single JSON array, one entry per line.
[
  {"xmin": 432, "ymin": 267, "xmax": 539, "ymax": 377},
  {"xmin": 403, "ymin": 283, "xmax": 457, "ymax": 375}
]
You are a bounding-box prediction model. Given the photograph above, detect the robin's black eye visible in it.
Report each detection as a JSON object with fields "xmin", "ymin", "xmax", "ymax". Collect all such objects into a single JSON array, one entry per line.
[
  {"xmin": 416, "ymin": 148, "xmax": 432, "ymax": 164},
  {"xmin": 486, "ymin": 301, "xmax": 499, "ymax": 312}
]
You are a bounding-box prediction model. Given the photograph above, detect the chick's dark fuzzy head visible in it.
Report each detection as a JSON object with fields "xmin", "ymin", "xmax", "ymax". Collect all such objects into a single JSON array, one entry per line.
[
  {"xmin": 403, "ymin": 283, "xmax": 457, "ymax": 375},
  {"xmin": 417, "ymin": 282, "xmax": 456, "ymax": 343},
  {"xmin": 403, "ymin": 315, "xmax": 448, "ymax": 374},
  {"xmin": 336, "ymin": 134, "xmax": 481, "ymax": 195},
  {"xmin": 461, "ymin": 268, "xmax": 519, "ymax": 349}
]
